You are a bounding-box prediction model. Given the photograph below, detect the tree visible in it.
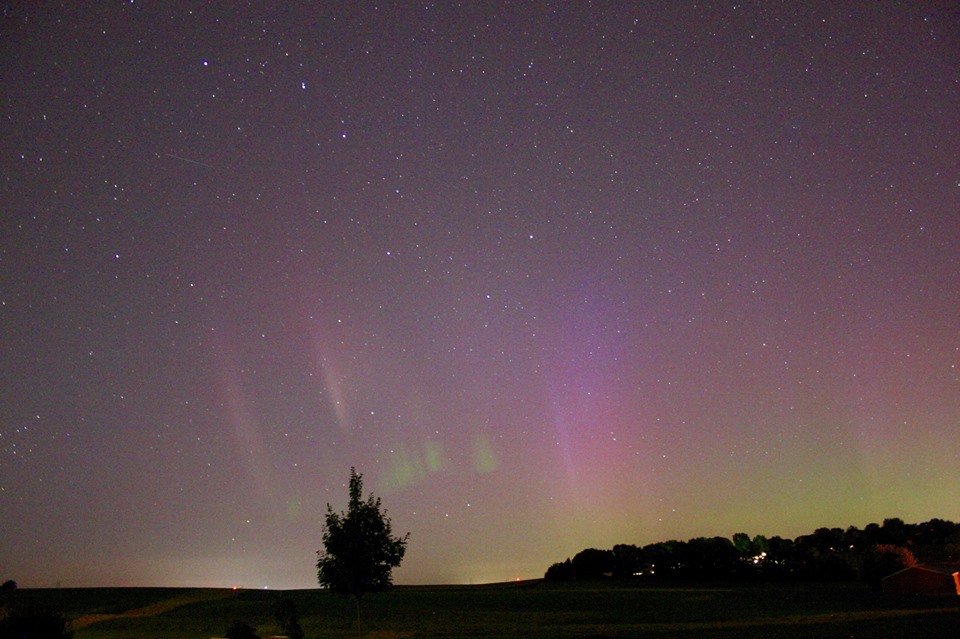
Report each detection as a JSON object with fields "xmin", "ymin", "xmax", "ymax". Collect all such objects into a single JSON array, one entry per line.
[
  {"xmin": 317, "ymin": 467, "xmax": 409, "ymax": 632},
  {"xmin": 570, "ymin": 548, "xmax": 614, "ymax": 579},
  {"xmin": 611, "ymin": 544, "xmax": 644, "ymax": 577},
  {"xmin": 860, "ymin": 544, "xmax": 916, "ymax": 588},
  {"xmin": 544, "ymin": 558, "xmax": 574, "ymax": 581},
  {"xmin": 683, "ymin": 537, "xmax": 739, "ymax": 578},
  {"xmin": 732, "ymin": 532, "xmax": 752, "ymax": 556}
]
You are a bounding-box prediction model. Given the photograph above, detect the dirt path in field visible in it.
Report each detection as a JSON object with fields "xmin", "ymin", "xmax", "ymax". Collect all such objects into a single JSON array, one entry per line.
[{"xmin": 70, "ymin": 590, "xmax": 235, "ymax": 629}]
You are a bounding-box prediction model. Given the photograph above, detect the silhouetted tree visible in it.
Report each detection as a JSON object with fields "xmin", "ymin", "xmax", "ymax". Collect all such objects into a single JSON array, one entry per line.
[
  {"xmin": 732, "ymin": 532, "xmax": 752, "ymax": 556},
  {"xmin": 751, "ymin": 535, "xmax": 769, "ymax": 555},
  {"xmin": 683, "ymin": 537, "xmax": 739, "ymax": 578},
  {"xmin": 570, "ymin": 548, "xmax": 614, "ymax": 579},
  {"xmin": 760, "ymin": 536, "xmax": 804, "ymax": 578},
  {"xmin": 642, "ymin": 541, "xmax": 682, "ymax": 577},
  {"xmin": 544, "ymin": 559, "xmax": 574, "ymax": 581},
  {"xmin": 880, "ymin": 518, "xmax": 913, "ymax": 546},
  {"xmin": 542, "ymin": 518, "xmax": 959, "ymax": 586},
  {"xmin": 842, "ymin": 525, "xmax": 862, "ymax": 552},
  {"xmin": 0, "ymin": 580, "xmax": 15, "ymax": 591},
  {"xmin": 860, "ymin": 544, "xmax": 916, "ymax": 588},
  {"xmin": 915, "ymin": 518, "xmax": 958, "ymax": 547},
  {"xmin": 317, "ymin": 467, "xmax": 409, "ymax": 632},
  {"xmin": 915, "ymin": 518, "xmax": 960, "ymax": 561},
  {"xmin": 612, "ymin": 544, "xmax": 644, "ymax": 577},
  {"xmin": 861, "ymin": 522, "xmax": 883, "ymax": 547},
  {"xmin": 809, "ymin": 527, "xmax": 845, "ymax": 555}
]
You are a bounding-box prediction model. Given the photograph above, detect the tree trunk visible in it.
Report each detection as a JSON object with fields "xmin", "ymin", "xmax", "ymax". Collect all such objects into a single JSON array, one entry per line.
[{"xmin": 355, "ymin": 596, "xmax": 362, "ymax": 637}]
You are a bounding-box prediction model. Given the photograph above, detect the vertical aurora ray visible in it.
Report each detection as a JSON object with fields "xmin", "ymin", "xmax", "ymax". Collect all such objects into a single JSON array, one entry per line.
[{"xmin": 215, "ymin": 341, "xmax": 274, "ymax": 500}]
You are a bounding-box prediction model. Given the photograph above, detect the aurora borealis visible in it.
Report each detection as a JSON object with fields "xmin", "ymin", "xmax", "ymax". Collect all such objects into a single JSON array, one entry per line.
[{"xmin": 1, "ymin": 2, "xmax": 958, "ymax": 588}]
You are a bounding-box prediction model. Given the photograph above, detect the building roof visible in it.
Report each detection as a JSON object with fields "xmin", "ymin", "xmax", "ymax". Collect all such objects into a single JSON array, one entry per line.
[{"xmin": 882, "ymin": 565, "xmax": 960, "ymax": 596}]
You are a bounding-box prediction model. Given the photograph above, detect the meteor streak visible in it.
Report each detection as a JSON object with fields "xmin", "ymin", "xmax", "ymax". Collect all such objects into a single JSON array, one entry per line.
[{"xmin": 165, "ymin": 153, "xmax": 213, "ymax": 168}]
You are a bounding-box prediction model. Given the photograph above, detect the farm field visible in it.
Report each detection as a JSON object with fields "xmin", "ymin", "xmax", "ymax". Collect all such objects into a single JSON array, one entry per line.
[{"xmin": 3, "ymin": 580, "xmax": 958, "ymax": 639}]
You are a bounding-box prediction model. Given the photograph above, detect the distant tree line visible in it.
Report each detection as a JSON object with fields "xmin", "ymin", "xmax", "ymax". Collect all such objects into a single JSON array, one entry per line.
[{"xmin": 545, "ymin": 518, "xmax": 960, "ymax": 585}]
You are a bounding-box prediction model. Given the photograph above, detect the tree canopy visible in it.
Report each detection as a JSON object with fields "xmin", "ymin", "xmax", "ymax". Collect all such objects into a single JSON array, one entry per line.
[
  {"xmin": 545, "ymin": 517, "xmax": 960, "ymax": 583},
  {"xmin": 317, "ymin": 467, "xmax": 409, "ymax": 600}
]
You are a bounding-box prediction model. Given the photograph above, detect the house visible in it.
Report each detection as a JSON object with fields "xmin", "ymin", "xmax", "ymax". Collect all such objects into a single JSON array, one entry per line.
[{"xmin": 881, "ymin": 565, "xmax": 960, "ymax": 597}]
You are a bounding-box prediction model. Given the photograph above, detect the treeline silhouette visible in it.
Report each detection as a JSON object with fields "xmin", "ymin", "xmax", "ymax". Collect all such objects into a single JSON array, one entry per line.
[{"xmin": 545, "ymin": 518, "xmax": 960, "ymax": 583}]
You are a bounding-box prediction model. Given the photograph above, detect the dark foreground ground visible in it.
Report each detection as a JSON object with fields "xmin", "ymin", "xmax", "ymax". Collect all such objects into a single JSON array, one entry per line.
[{"xmin": 3, "ymin": 580, "xmax": 959, "ymax": 638}]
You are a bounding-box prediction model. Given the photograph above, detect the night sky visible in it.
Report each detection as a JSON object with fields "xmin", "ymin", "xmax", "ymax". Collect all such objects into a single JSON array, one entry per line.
[{"xmin": 2, "ymin": 2, "xmax": 959, "ymax": 589}]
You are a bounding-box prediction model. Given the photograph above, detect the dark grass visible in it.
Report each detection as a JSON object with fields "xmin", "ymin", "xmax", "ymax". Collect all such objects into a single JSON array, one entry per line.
[
  {"xmin": 2, "ymin": 580, "xmax": 958, "ymax": 638},
  {"xmin": 0, "ymin": 587, "xmax": 204, "ymax": 618}
]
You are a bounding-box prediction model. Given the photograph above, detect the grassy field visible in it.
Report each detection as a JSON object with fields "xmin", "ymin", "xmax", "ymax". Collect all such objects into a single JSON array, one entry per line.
[{"xmin": 3, "ymin": 580, "xmax": 958, "ymax": 638}]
